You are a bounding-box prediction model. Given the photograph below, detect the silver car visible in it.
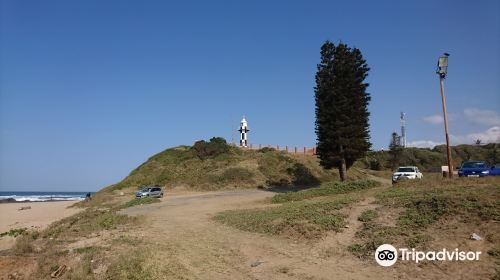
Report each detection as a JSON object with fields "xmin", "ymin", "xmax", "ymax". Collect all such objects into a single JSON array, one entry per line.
[{"xmin": 136, "ymin": 186, "xmax": 163, "ymax": 198}]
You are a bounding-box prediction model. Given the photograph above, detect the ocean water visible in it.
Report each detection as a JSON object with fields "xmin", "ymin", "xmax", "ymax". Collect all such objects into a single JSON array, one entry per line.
[{"xmin": 0, "ymin": 191, "xmax": 93, "ymax": 202}]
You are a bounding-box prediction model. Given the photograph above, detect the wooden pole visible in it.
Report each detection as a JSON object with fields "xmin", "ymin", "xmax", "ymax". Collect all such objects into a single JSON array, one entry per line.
[{"xmin": 440, "ymin": 77, "xmax": 453, "ymax": 178}]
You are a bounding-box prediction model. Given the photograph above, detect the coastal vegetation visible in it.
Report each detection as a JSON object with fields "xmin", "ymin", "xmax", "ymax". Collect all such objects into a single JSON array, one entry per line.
[
  {"xmin": 215, "ymin": 180, "xmax": 381, "ymax": 239},
  {"xmin": 356, "ymin": 143, "xmax": 499, "ymax": 172}
]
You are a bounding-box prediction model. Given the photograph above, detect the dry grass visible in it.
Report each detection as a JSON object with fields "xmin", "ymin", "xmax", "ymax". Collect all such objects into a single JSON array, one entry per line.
[{"xmin": 348, "ymin": 176, "xmax": 500, "ymax": 258}]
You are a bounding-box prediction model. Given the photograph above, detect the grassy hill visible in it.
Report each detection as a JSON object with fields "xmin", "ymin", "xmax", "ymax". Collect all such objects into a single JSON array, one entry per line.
[
  {"xmin": 102, "ymin": 139, "xmax": 498, "ymax": 195},
  {"xmin": 104, "ymin": 138, "xmax": 365, "ymax": 193}
]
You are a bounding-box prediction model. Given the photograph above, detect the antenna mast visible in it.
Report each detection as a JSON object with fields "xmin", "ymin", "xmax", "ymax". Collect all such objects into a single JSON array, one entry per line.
[{"xmin": 400, "ymin": 112, "xmax": 407, "ymax": 148}]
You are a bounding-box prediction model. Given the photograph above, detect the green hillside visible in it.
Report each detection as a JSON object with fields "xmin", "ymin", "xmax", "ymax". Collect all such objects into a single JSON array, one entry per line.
[
  {"xmin": 356, "ymin": 143, "xmax": 499, "ymax": 172},
  {"xmin": 105, "ymin": 137, "xmax": 364, "ymax": 192},
  {"xmin": 103, "ymin": 139, "xmax": 498, "ymax": 195}
]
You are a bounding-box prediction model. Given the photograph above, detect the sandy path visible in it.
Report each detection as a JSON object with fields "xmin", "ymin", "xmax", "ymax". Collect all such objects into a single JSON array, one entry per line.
[{"xmin": 121, "ymin": 188, "xmax": 398, "ymax": 280}]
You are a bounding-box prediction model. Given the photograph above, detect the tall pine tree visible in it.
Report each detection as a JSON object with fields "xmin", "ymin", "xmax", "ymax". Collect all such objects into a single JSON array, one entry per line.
[{"xmin": 315, "ymin": 41, "xmax": 371, "ymax": 181}]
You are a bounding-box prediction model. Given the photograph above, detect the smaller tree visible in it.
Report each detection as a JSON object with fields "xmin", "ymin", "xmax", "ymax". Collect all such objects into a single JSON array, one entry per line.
[{"xmin": 388, "ymin": 132, "xmax": 403, "ymax": 169}]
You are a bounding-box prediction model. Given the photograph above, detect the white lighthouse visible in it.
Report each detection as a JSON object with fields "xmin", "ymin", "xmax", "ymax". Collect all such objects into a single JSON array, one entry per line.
[{"xmin": 238, "ymin": 117, "xmax": 249, "ymax": 147}]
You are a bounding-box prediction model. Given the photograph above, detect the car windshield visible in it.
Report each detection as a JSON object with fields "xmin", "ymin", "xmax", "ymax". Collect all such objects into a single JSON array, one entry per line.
[
  {"xmin": 141, "ymin": 188, "xmax": 152, "ymax": 192},
  {"xmin": 397, "ymin": 167, "xmax": 415, "ymax": 172},
  {"xmin": 461, "ymin": 162, "xmax": 487, "ymax": 168}
]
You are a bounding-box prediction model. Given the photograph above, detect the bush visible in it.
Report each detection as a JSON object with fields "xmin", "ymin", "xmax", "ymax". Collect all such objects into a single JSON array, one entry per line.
[
  {"xmin": 287, "ymin": 163, "xmax": 321, "ymax": 186},
  {"xmin": 192, "ymin": 137, "xmax": 230, "ymax": 160},
  {"xmin": 258, "ymin": 147, "xmax": 276, "ymax": 153},
  {"xmin": 369, "ymin": 159, "xmax": 381, "ymax": 171}
]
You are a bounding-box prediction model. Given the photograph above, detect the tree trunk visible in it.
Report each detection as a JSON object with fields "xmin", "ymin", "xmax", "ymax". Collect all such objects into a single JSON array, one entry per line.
[
  {"xmin": 339, "ymin": 158, "xmax": 347, "ymax": 181},
  {"xmin": 338, "ymin": 145, "xmax": 348, "ymax": 181}
]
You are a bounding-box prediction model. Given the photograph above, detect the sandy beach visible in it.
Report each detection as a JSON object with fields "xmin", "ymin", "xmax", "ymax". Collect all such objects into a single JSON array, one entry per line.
[{"xmin": 0, "ymin": 201, "xmax": 81, "ymax": 233}]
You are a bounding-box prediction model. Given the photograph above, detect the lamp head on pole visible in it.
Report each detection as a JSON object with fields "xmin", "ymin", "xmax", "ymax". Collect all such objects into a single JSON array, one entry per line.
[{"xmin": 436, "ymin": 53, "xmax": 450, "ymax": 78}]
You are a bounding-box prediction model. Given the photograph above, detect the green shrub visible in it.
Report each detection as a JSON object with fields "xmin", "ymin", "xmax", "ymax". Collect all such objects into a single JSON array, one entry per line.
[{"xmin": 192, "ymin": 137, "xmax": 230, "ymax": 160}]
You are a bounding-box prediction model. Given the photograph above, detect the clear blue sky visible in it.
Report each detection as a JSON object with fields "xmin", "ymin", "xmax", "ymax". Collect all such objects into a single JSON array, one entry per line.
[{"xmin": 1, "ymin": 0, "xmax": 499, "ymax": 191}]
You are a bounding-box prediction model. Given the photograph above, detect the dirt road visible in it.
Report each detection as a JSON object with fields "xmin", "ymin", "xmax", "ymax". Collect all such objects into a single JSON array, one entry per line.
[{"xmin": 120, "ymin": 188, "xmax": 399, "ymax": 280}]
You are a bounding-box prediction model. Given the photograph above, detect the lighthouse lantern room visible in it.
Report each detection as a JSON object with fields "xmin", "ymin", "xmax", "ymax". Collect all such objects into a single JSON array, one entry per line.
[{"xmin": 238, "ymin": 117, "xmax": 249, "ymax": 147}]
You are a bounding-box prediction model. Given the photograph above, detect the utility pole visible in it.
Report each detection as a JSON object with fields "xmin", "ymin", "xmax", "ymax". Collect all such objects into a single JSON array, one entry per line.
[{"xmin": 436, "ymin": 53, "xmax": 453, "ymax": 178}]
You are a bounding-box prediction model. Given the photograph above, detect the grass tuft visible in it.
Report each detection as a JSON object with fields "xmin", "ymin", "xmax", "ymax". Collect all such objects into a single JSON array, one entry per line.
[
  {"xmin": 215, "ymin": 196, "xmax": 357, "ymax": 239},
  {"xmin": 271, "ymin": 180, "xmax": 380, "ymax": 203},
  {"xmin": 121, "ymin": 197, "xmax": 160, "ymax": 209},
  {"xmin": 358, "ymin": 210, "xmax": 378, "ymax": 222},
  {"xmin": 348, "ymin": 177, "xmax": 500, "ymax": 259},
  {"xmin": 0, "ymin": 228, "xmax": 27, "ymax": 237}
]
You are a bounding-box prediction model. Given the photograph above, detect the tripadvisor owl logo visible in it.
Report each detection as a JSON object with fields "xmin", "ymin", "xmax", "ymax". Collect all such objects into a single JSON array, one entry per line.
[
  {"xmin": 375, "ymin": 244, "xmax": 398, "ymax": 266},
  {"xmin": 375, "ymin": 244, "xmax": 482, "ymax": 266}
]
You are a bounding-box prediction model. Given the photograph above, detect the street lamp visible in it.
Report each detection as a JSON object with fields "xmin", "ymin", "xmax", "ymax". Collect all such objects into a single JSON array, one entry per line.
[{"xmin": 436, "ymin": 53, "xmax": 453, "ymax": 178}]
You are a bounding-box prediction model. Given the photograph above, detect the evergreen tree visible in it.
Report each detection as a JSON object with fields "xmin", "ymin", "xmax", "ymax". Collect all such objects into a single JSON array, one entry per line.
[
  {"xmin": 388, "ymin": 132, "xmax": 403, "ymax": 169},
  {"xmin": 314, "ymin": 41, "xmax": 371, "ymax": 181}
]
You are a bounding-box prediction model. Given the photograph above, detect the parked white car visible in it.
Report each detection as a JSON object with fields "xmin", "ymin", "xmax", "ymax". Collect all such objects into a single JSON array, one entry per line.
[{"xmin": 392, "ymin": 166, "xmax": 423, "ymax": 184}]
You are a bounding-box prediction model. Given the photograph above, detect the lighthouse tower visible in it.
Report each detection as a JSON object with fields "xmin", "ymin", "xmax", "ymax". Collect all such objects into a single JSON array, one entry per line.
[{"xmin": 238, "ymin": 117, "xmax": 249, "ymax": 147}]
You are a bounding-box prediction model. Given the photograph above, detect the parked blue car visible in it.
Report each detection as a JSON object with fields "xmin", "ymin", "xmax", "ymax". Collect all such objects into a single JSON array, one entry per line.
[
  {"xmin": 458, "ymin": 161, "xmax": 490, "ymax": 177},
  {"xmin": 490, "ymin": 163, "xmax": 500, "ymax": 176}
]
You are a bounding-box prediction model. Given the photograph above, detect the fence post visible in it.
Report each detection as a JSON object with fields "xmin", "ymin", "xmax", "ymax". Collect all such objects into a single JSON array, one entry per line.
[
  {"xmin": 285, "ymin": 145, "xmax": 288, "ymax": 152},
  {"xmin": 303, "ymin": 147, "xmax": 306, "ymax": 154},
  {"xmin": 294, "ymin": 147, "xmax": 297, "ymax": 154}
]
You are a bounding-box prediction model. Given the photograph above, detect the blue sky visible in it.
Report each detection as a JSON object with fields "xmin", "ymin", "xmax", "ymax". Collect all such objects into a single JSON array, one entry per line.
[{"xmin": 1, "ymin": 0, "xmax": 499, "ymax": 191}]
